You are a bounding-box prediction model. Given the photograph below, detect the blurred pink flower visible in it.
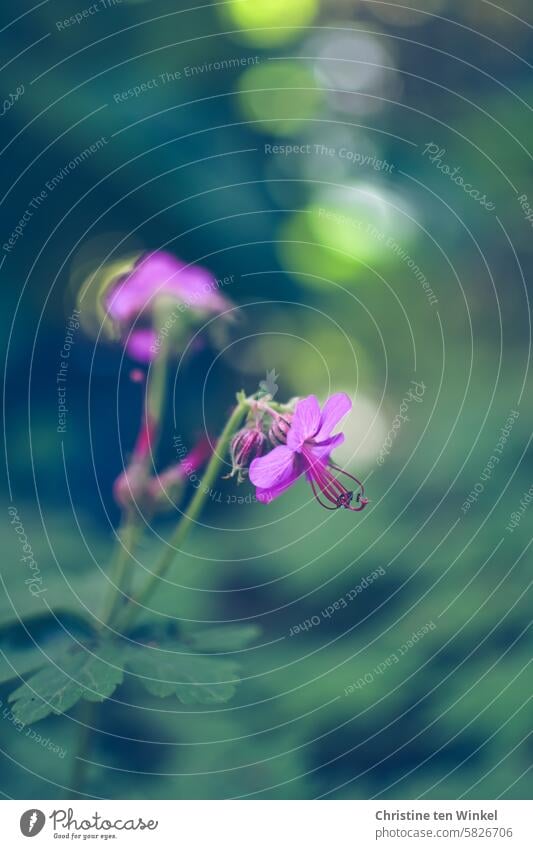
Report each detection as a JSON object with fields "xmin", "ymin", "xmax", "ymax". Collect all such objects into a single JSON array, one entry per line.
[
  {"xmin": 249, "ymin": 393, "xmax": 367, "ymax": 511},
  {"xmin": 114, "ymin": 428, "xmax": 212, "ymax": 513},
  {"xmin": 147, "ymin": 436, "xmax": 212, "ymax": 508},
  {"xmin": 113, "ymin": 414, "xmax": 157, "ymax": 510},
  {"xmin": 106, "ymin": 251, "xmax": 233, "ymax": 362}
]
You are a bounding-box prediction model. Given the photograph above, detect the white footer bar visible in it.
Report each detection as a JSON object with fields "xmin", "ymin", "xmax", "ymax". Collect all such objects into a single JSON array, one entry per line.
[{"xmin": 3, "ymin": 800, "xmax": 530, "ymax": 847}]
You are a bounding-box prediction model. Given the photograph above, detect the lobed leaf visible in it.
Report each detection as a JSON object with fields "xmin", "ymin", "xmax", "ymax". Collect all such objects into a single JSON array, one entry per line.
[
  {"xmin": 0, "ymin": 615, "xmax": 94, "ymax": 685},
  {"xmin": 188, "ymin": 624, "xmax": 261, "ymax": 652},
  {"xmin": 8, "ymin": 642, "xmax": 125, "ymax": 724},
  {"xmin": 126, "ymin": 642, "xmax": 241, "ymax": 704}
]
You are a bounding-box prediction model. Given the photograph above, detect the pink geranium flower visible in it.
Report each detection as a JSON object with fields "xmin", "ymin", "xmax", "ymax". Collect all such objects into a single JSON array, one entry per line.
[
  {"xmin": 106, "ymin": 251, "xmax": 233, "ymax": 362},
  {"xmin": 249, "ymin": 394, "xmax": 368, "ymax": 511}
]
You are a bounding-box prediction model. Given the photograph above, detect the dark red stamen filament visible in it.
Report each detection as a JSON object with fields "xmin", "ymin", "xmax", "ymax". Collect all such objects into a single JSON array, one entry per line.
[{"xmin": 303, "ymin": 449, "xmax": 367, "ymax": 512}]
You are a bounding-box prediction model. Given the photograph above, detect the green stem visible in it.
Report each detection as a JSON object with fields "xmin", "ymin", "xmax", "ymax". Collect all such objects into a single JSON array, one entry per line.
[
  {"xmin": 100, "ymin": 336, "xmax": 171, "ymax": 631},
  {"xmin": 70, "ymin": 700, "xmax": 97, "ymax": 798},
  {"xmin": 115, "ymin": 395, "xmax": 249, "ymax": 634},
  {"xmin": 147, "ymin": 340, "xmax": 169, "ymax": 434},
  {"xmin": 99, "ymin": 516, "xmax": 140, "ymax": 628}
]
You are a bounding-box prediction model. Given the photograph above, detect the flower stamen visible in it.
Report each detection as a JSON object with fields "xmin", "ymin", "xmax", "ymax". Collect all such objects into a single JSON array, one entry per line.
[{"xmin": 303, "ymin": 449, "xmax": 367, "ymax": 512}]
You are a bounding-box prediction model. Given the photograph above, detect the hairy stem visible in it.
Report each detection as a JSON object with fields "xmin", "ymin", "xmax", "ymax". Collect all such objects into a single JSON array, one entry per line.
[
  {"xmin": 99, "ymin": 336, "xmax": 170, "ymax": 631},
  {"xmin": 99, "ymin": 516, "xmax": 141, "ymax": 628},
  {"xmin": 115, "ymin": 395, "xmax": 249, "ymax": 633},
  {"xmin": 70, "ymin": 700, "xmax": 97, "ymax": 799}
]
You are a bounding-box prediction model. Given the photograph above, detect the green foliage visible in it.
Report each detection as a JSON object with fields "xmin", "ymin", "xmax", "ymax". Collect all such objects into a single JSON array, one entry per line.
[
  {"xmin": 125, "ymin": 642, "xmax": 241, "ymax": 704},
  {"xmin": 8, "ymin": 643, "xmax": 125, "ymax": 725},
  {"xmin": 187, "ymin": 624, "xmax": 262, "ymax": 652},
  {"xmin": 0, "ymin": 629, "xmax": 72, "ymax": 686},
  {"xmin": 5, "ymin": 627, "xmax": 253, "ymax": 724}
]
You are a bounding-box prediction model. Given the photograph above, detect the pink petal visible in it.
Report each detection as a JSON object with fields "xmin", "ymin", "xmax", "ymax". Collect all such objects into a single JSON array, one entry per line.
[
  {"xmin": 249, "ymin": 445, "xmax": 298, "ymax": 490},
  {"xmin": 126, "ymin": 328, "xmax": 158, "ymax": 362},
  {"xmin": 314, "ymin": 393, "xmax": 352, "ymax": 442},
  {"xmin": 311, "ymin": 432, "xmax": 345, "ymax": 460},
  {"xmin": 256, "ymin": 489, "xmax": 274, "ymax": 503},
  {"xmin": 106, "ymin": 253, "xmax": 181, "ymax": 321},
  {"xmin": 133, "ymin": 252, "xmax": 186, "ymax": 292},
  {"xmin": 106, "ymin": 275, "xmax": 150, "ymax": 323},
  {"xmin": 107, "ymin": 251, "xmax": 233, "ymax": 325},
  {"xmin": 287, "ymin": 395, "xmax": 321, "ymax": 451},
  {"xmin": 170, "ymin": 265, "xmax": 232, "ymax": 314},
  {"xmin": 137, "ymin": 252, "xmax": 230, "ymax": 316},
  {"xmin": 255, "ymin": 477, "xmax": 296, "ymax": 503}
]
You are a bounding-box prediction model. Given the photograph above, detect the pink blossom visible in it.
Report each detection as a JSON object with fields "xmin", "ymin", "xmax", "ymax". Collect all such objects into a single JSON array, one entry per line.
[
  {"xmin": 106, "ymin": 251, "xmax": 233, "ymax": 362},
  {"xmin": 249, "ymin": 394, "xmax": 368, "ymax": 511}
]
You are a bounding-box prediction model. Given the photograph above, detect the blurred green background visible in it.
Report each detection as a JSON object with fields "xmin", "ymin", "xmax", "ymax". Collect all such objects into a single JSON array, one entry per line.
[{"xmin": 1, "ymin": 0, "xmax": 531, "ymax": 799}]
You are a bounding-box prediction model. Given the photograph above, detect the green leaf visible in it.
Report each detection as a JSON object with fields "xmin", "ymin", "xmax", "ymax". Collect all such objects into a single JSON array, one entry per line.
[
  {"xmin": 126, "ymin": 643, "xmax": 240, "ymax": 704},
  {"xmin": 8, "ymin": 642, "xmax": 125, "ymax": 724},
  {"xmin": 0, "ymin": 645, "xmax": 47, "ymax": 685},
  {"xmin": 0, "ymin": 615, "xmax": 95, "ymax": 685},
  {"xmin": 188, "ymin": 624, "xmax": 261, "ymax": 652}
]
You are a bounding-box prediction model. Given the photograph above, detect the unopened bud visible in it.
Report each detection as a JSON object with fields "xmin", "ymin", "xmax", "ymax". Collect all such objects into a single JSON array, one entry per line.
[
  {"xmin": 268, "ymin": 414, "xmax": 293, "ymax": 446},
  {"xmin": 228, "ymin": 426, "xmax": 268, "ymax": 482},
  {"xmin": 147, "ymin": 467, "xmax": 187, "ymax": 512},
  {"xmin": 147, "ymin": 437, "xmax": 211, "ymax": 513},
  {"xmin": 113, "ymin": 463, "xmax": 148, "ymax": 510}
]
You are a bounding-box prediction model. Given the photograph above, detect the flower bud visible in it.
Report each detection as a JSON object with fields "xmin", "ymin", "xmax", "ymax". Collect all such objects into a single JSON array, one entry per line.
[
  {"xmin": 113, "ymin": 463, "xmax": 148, "ymax": 511},
  {"xmin": 268, "ymin": 414, "xmax": 293, "ymax": 446},
  {"xmin": 228, "ymin": 426, "xmax": 268, "ymax": 482},
  {"xmin": 113, "ymin": 413, "xmax": 157, "ymax": 511},
  {"xmin": 146, "ymin": 467, "xmax": 187, "ymax": 512},
  {"xmin": 147, "ymin": 437, "xmax": 211, "ymax": 512}
]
